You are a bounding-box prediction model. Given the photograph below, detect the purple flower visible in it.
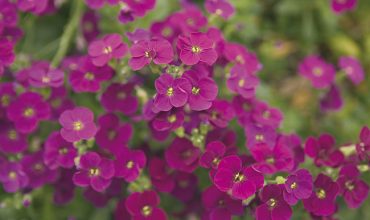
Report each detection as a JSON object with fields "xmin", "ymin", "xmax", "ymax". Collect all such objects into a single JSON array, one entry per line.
[
  {"xmin": 125, "ymin": 190, "xmax": 167, "ymax": 220},
  {"xmin": 303, "ymin": 174, "xmax": 339, "ymax": 216},
  {"xmin": 337, "ymin": 164, "xmax": 369, "ymax": 208},
  {"xmin": 152, "ymin": 108, "xmax": 184, "ymax": 131},
  {"xmin": 125, "ymin": 0, "xmax": 156, "ymax": 17},
  {"xmin": 304, "ymin": 134, "xmax": 344, "ymax": 167},
  {"xmin": 256, "ymin": 184, "xmax": 292, "ymax": 220},
  {"xmin": 101, "ymin": 83, "xmax": 139, "ymax": 115},
  {"xmin": 81, "ymin": 11, "xmax": 100, "ymax": 42},
  {"xmin": 250, "ymin": 143, "xmax": 294, "ymax": 174},
  {"xmin": 171, "ymin": 172, "xmax": 198, "ymax": 202},
  {"xmin": 252, "ymin": 102, "xmax": 283, "ymax": 129},
  {"xmin": 177, "ymin": 32, "xmax": 218, "ymax": 66},
  {"xmin": 47, "ymin": 87, "xmax": 74, "ymax": 119},
  {"xmin": 338, "ymin": 56, "xmax": 364, "ymax": 85},
  {"xmin": 21, "ymin": 151, "xmax": 58, "ymax": 189},
  {"xmin": 356, "ymin": 126, "xmax": 369, "ymax": 162},
  {"xmin": 126, "ymin": 28, "xmax": 151, "ymax": 43},
  {"xmin": 202, "ymin": 185, "xmax": 244, "ymax": 220},
  {"xmin": 331, "ymin": 0, "xmax": 357, "ymax": 13},
  {"xmin": 181, "ymin": 70, "xmax": 218, "ymax": 111},
  {"xmin": 223, "ymin": 42, "xmax": 261, "ymax": 74},
  {"xmin": 244, "ymin": 123, "xmax": 278, "ymax": 149},
  {"xmin": 88, "ymin": 34, "xmax": 128, "ymax": 67},
  {"xmin": 205, "ymin": 0, "xmax": 235, "ymax": 19},
  {"xmin": 53, "ymin": 169, "xmax": 75, "ymax": 205},
  {"xmin": 129, "ymin": 38, "xmax": 174, "ymax": 70},
  {"xmin": 29, "ymin": 66, "xmax": 64, "ymax": 88},
  {"xmin": 213, "ymin": 155, "xmax": 264, "ymax": 200},
  {"xmin": 0, "ymin": 39, "xmax": 15, "ymax": 76},
  {"xmin": 85, "ymin": 0, "xmax": 104, "ymax": 9},
  {"xmin": 199, "ymin": 141, "xmax": 226, "ymax": 169},
  {"xmin": 7, "ymin": 92, "xmax": 51, "ymax": 134},
  {"xmin": 0, "ymin": 122, "xmax": 28, "ymax": 154},
  {"xmin": 114, "ymin": 147, "xmax": 146, "ymax": 182},
  {"xmin": 0, "ymin": 82, "xmax": 16, "ymax": 118},
  {"xmin": 165, "ymin": 138, "xmax": 200, "ymax": 173},
  {"xmin": 150, "ymin": 18, "xmax": 179, "ymax": 41},
  {"xmin": 153, "ymin": 74, "xmax": 188, "ymax": 111},
  {"xmin": 0, "ymin": 2, "xmax": 18, "ymax": 29},
  {"xmin": 227, "ymin": 65, "xmax": 259, "ymax": 99},
  {"xmin": 277, "ymin": 134, "xmax": 304, "ymax": 170},
  {"xmin": 43, "ymin": 131, "xmax": 77, "ymax": 169},
  {"xmin": 320, "ymin": 84, "xmax": 343, "ymax": 112},
  {"xmin": 149, "ymin": 157, "xmax": 176, "ymax": 192},
  {"xmin": 59, "ymin": 107, "xmax": 98, "ymax": 142},
  {"xmin": 206, "ymin": 99, "xmax": 235, "ymax": 128},
  {"xmin": 298, "ymin": 56, "xmax": 335, "ymax": 89},
  {"xmin": 73, "ymin": 152, "xmax": 114, "ymax": 192},
  {"xmin": 95, "ymin": 113, "xmax": 132, "ymax": 153},
  {"xmin": 0, "ymin": 161, "xmax": 28, "ymax": 193},
  {"xmin": 69, "ymin": 57, "xmax": 114, "ymax": 93},
  {"xmin": 17, "ymin": 0, "xmax": 48, "ymax": 15},
  {"xmin": 283, "ymin": 169, "xmax": 313, "ymax": 205},
  {"xmin": 170, "ymin": 8, "xmax": 207, "ymax": 33}
]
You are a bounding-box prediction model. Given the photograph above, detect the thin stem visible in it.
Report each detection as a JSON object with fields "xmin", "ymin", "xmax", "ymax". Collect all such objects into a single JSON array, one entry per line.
[{"xmin": 51, "ymin": 0, "xmax": 84, "ymax": 67}]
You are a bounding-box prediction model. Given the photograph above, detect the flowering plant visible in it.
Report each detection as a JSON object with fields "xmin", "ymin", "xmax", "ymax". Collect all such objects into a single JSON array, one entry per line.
[{"xmin": 0, "ymin": 0, "xmax": 369, "ymax": 219}]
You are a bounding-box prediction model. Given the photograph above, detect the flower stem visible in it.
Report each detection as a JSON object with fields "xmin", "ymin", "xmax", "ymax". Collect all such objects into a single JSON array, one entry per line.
[{"xmin": 51, "ymin": 0, "xmax": 84, "ymax": 68}]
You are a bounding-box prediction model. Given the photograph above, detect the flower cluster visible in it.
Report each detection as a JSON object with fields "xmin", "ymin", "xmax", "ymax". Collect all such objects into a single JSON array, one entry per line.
[{"xmin": 0, "ymin": 0, "xmax": 368, "ymax": 220}]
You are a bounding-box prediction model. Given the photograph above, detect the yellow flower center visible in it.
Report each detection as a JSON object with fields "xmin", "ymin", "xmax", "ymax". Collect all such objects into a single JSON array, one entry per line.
[
  {"xmin": 255, "ymin": 134, "xmax": 264, "ymax": 141},
  {"xmin": 316, "ymin": 188, "xmax": 326, "ymax": 199},
  {"xmin": 126, "ymin": 160, "xmax": 134, "ymax": 169},
  {"xmin": 89, "ymin": 168, "xmax": 100, "ymax": 176},
  {"xmin": 192, "ymin": 87, "xmax": 200, "ymax": 95},
  {"xmin": 191, "ymin": 46, "xmax": 201, "ymax": 53},
  {"xmin": 290, "ymin": 182, "xmax": 297, "ymax": 189},
  {"xmin": 84, "ymin": 72, "xmax": 95, "ymax": 80},
  {"xmin": 73, "ymin": 121, "xmax": 84, "ymax": 131},
  {"xmin": 42, "ymin": 76, "xmax": 51, "ymax": 83},
  {"xmin": 1, "ymin": 95, "xmax": 10, "ymax": 107},
  {"xmin": 167, "ymin": 114, "xmax": 177, "ymax": 123},
  {"xmin": 8, "ymin": 171, "xmax": 17, "ymax": 179},
  {"xmin": 51, "ymin": 98, "xmax": 62, "ymax": 108},
  {"xmin": 167, "ymin": 87, "xmax": 174, "ymax": 96},
  {"xmin": 238, "ymin": 79, "xmax": 245, "ymax": 87},
  {"xmin": 8, "ymin": 129, "xmax": 17, "ymax": 140},
  {"xmin": 141, "ymin": 205, "xmax": 152, "ymax": 217},
  {"xmin": 345, "ymin": 181, "xmax": 355, "ymax": 191},
  {"xmin": 103, "ymin": 46, "xmax": 112, "ymax": 54},
  {"xmin": 236, "ymin": 55, "xmax": 245, "ymax": 64},
  {"xmin": 215, "ymin": 9, "xmax": 223, "ymax": 15},
  {"xmin": 162, "ymin": 27, "xmax": 172, "ymax": 37},
  {"xmin": 145, "ymin": 51, "xmax": 150, "ymax": 58},
  {"xmin": 59, "ymin": 147, "xmax": 68, "ymax": 155},
  {"xmin": 266, "ymin": 157, "xmax": 275, "ymax": 164},
  {"xmin": 313, "ymin": 67, "xmax": 323, "ymax": 77},
  {"xmin": 268, "ymin": 198, "xmax": 277, "ymax": 208},
  {"xmin": 23, "ymin": 107, "xmax": 35, "ymax": 118},
  {"xmin": 212, "ymin": 157, "xmax": 220, "ymax": 166},
  {"xmin": 234, "ymin": 172, "xmax": 245, "ymax": 182},
  {"xmin": 117, "ymin": 92, "xmax": 126, "ymax": 99}
]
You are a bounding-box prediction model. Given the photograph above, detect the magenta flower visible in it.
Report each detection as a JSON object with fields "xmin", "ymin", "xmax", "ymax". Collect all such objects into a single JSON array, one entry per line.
[
  {"xmin": 69, "ymin": 57, "xmax": 114, "ymax": 93},
  {"xmin": 125, "ymin": 0, "xmax": 156, "ymax": 17},
  {"xmin": 129, "ymin": 38, "xmax": 174, "ymax": 70},
  {"xmin": 227, "ymin": 65, "xmax": 259, "ymax": 99},
  {"xmin": 177, "ymin": 32, "xmax": 218, "ymax": 66},
  {"xmin": 73, "ymin": 152, "xmax": 114, "ymax": 192},
  {"xmin": 153, "ymin": 73, "xmax": 188, "ymax": 111},
  {"xmin": 250, "ymin": 143, "xmax": 294, "ymax": 174},
  {"xmin": 0, "ymin": 161, "xmax": 28, "ymax": 193},
  {"xmin": 21, "ymin": 151, "xmax": 58, "ymax": 189},
  {"xmin": 303, "ymin": 174, "xmax": 339, "ymax": 216},
  {"xmin": 0, "ymin": 39, "xmax": 15, "ymax": 75},
  {"xmin": 199, "ymin": 141, "xmax": 226, "ymax": 169},
  {"xmin": 181, "ymin": 70, "xmax": 218, "ymax": 111},
  {"xmin": 17, "ymin": 0, "xmax": 48, "ymax": 15},
  {"xmin": 244, "ymin": 123, "xmax": 278, "ymax": 149},
  {"xmin": 28, "ymin": 66, "xmax": 64, "ymax": 88},
  {"xmin": 59, "ymin": 107, "xmax": 98, "ymax": 142},
  {"xmin": 0, "ymin": 83, "xmax": 16, "ymax": 118},
  {"xmin": 252, "ymin": 102, "xmax": 283, "ymax": 129},
  {"xmin": 356, "ymin": 126, "xmax": 369, "ymax": 162},
  {"xmin": 126, "ymin": 29, "xmax": 151, "ymax": 43},
  {"xmin": 88, "ymin": 34, "xmax": 128, "ymax": 67},
  {"xmin": 114, "ymin": 147, "xmax": 146, "ymax": 182},
  {"xmin": 150, "ymin": 18, "xmax": 179, "ymax": 41},
  {"xmin": 47, "ymin": 87, "xmax": 74, "ymax": 119},
  {"xmin": 171, "ymin": 172, "xmax": 198, "ymax": 202},
  {"xmin": 213, "ymin": 155, "xmax": 264, "ymax": 200},
  {"xmin": 202, "ymin": 185, "xmax": 244, "ymax": 220},
  {"xmin": 149, "ymin": 157, "xmax": 176, "ymax": 192},
  {"xmin": 283, "ymin": 169, "xmax": 313, "ymax": 205},
  {"xmin": 338, "ymin": 56, "xmax": 364, "ymax": 85},
  {"xmin": 85, "ymin": 0, "xmax": 105, "ymax": 9},
  {"xmin": 337, "ymin": 164, "xmax": 369, "ymax": 208},
  {"xmin": 7, "ymin": 92, "xmax": 51, "ymax": 134},
  {"xmin": 101, "ymin": 83, "xmax": 139, "ymax": 115},
  {"xmin": 95, "ymin": 113, "xmax": 132, "ymax": 153},
  {"xmin": 206, "ymin": 99, "xmax": 235, "ymax": 128},
  {"xmin": 223, "ymin": 42, "xmax": 262, "ymax": 74},
  {"xmin": 256, "ymin": 184, "xmax": 292, "ymax": 220},
  {"xmin": 81, "ymin": 11, "xmax": 100, "ymax": 42},
  {"xmin": 170, "ymin": 8, "xmax": 207, "ymax": 33},
  {"xmin": 0, "ymin": 122, "xmax": 28, "ymax": 154},
  {"xmin": 43, "ymin": 131, "xmax": 77, "ymax": 169},
  {"xmin": 331, "ymin": 0, "xmax": 357, "ymax": 13},
  {"xmin": 125, "ymin": 190, "xmax": 167, "ymax": 220},
  {"xmin": 298, "ymin": 55, "xmax": 335, "ymax": 89},
  {"xmin": 205, "ymin": 0, "xmax": 235, "ymax": 20},
  {"xmin": 304, "ymin": 134, "xmax": 344, "ymax": 167},
  {"xmin": 320, "ymin": 84, "xmax": 343, "ymax": 112},
  {"xmin": 165, "ymin": 138, "xmax": 200, "ymax": 173},
  {"xmin": 152, "ymin": 109, "xmax": 184, "ymax": 131}
]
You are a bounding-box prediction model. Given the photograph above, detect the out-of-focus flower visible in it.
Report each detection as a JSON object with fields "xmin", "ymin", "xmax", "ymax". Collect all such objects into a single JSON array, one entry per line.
[{"xmin": 298, "ymin": 56, "xmax": 335, "ymax": 89}]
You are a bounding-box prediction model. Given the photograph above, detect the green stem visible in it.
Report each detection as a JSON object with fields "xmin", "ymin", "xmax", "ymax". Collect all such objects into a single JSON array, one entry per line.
[{"xmin": 51, "ymin": 0, "xmax": 84, "ymax": 67}]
